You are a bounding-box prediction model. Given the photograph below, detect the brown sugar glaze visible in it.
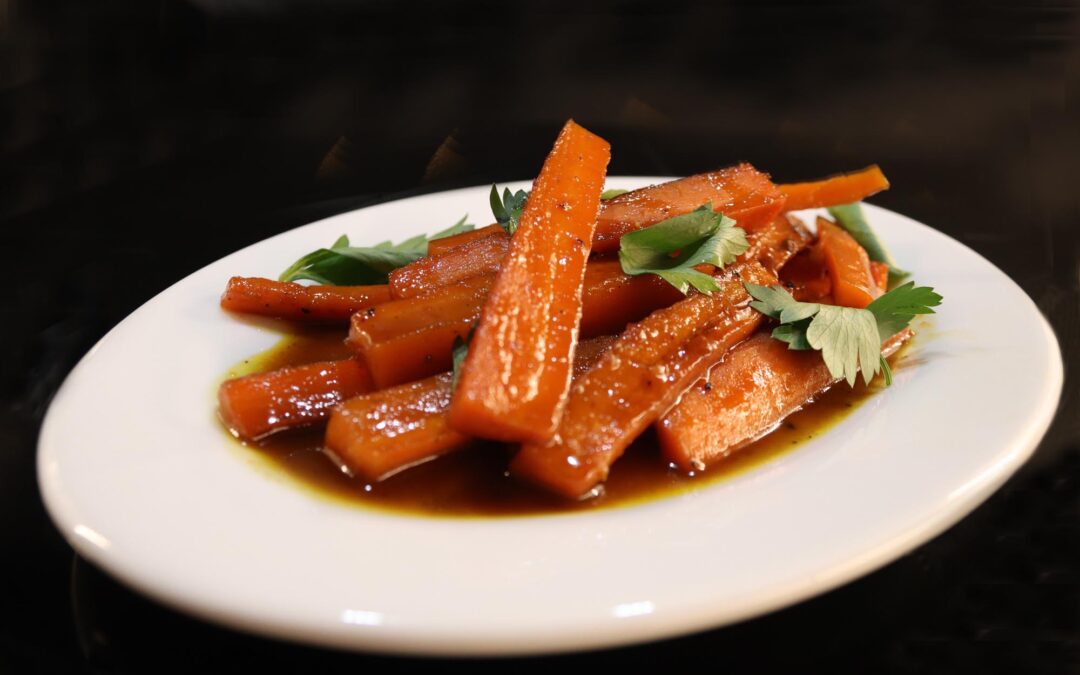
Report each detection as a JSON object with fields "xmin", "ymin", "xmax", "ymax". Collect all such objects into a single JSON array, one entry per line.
[{"xmin": 223, "ymin": 324, "xmax": 906, "ymax": 518}]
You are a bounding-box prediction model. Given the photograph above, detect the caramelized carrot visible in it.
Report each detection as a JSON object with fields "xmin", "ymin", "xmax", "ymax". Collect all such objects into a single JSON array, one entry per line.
[
  {"xmin": 779, "ymin": 165, "xmax": 889, "ymax": 212},
  {"xmin": 579, "ymin": 261, "xmax": 685, "ymax": 337},
  {"xmin": 592, "ymin": 163, "xmax": 785, "ymax": 253},
  {"xmin": 218, "ymin": 358, "xmax": 373, "ymax": 441},
  {"xmin": 817, "ymin": 217, "xmax": 881, "ymax": 308},
  {"xmin": 657, "ymin": 329, "xmax": 913, "ymax": 471},
  {"xmin": 870, "ymin": 261, "xmax": 890, "ymax": 293},
  {"xmin": 741, "ymin": 215, "xmax": 813, "ymax": 273},
  {"xmin": 427, "ymin": 224, "xmax": 504, "ymax": 256},
  {"xmin": 780, "ymin": 243, "xmax": 832, "ymax": 302},
  {"xmin": 221, "ymin": 277, "xmax": 391, "ymax": 323},
  {"xmin": 326, "ymin": 336, "xmax": 618, "ymax": 482},
  {"xmin": 510, "ymin": 263, "xmax": 774, "ymax": 499},
  {"xmin": 347, "ymin": 275, "xmax": 493, "ymax": 388},
  {"xmin": 450, "ymin": 120, "xmax": 611, "ymax": 443},
  {"xmin": 389, "ymin": 230, "xmax": 509, "ymax": 299}
]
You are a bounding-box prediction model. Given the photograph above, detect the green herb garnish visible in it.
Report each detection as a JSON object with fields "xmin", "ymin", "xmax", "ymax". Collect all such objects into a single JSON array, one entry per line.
[
  {"xmin": 489, "ymin": 185, "xmax": 529, "ymax": 235},
  {"xmin": 618, "ymin": 203, "xmax": 749, "ymax": 295},
  {"xmin": 600, "ymin": 188, "xmax": 629, "ymax": 200},
  {"xmin": 827, "ymin": 202, "xmax": 910, "ymax": 288},
  {"xmin": 279, "ymin": 216, "xmax": 474, "ymax": 285},
  {"xmin": 745, "ymin": 282, "xmax": 942, "ymax": 386},
  {"xmin": 450, "ymin": 324, "xmax": 476, "ymax": 391}
]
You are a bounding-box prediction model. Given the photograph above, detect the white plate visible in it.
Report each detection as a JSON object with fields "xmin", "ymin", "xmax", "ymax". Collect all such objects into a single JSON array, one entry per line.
[{"xmin": 38, "ymin": 179, "xmax": 1063, "ymax": 656}]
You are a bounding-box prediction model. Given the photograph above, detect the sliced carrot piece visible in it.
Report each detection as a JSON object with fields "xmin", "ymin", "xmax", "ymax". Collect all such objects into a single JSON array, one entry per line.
[
  {"xmin": 326, "ymin": 336, "xmax": 618, "ymax": 482},
  {"xmin": 870, "ymin": 260, "xmax": 890, "ymax": 293},
  {"xmin": 817, "ymin": 217, "xmax": 881, "ymax": 308},
  {"xmin": 389, "ymin": 230, "xmax": 509, "ymax": 299},
  {"xmin": 780, "ymin": 243, "xmax": 832, "ymax": 303},
  {"xmin": 657, "ymin": 329, "xmax": 912, "ymax": 471},
  {"xmin": 218, "ymin": 358, "xmax": 373, "ymax": 441},
  {"xmin": 740, "ymin": 215, "xmax": 813, "ymax": 273},
  {"xmin": 347, "ymin": 275, "xmax": 493, "ymax": 388},
  {"xmin": 220, "ymin": 277, "xmax": 391, "ymax": 323},
  {"xmin": 592, "ymin": 163, "xmax": 785, "ymax": 253},
  {"xmin": 779, "ymin": 165, "xmax": 889, "ymax": 212},
  {"xmin": 510, "ymin": 263, "xmax": 774, "ymax": 499},
  {"xmin": 579, "ymin": 261, "xmax": 685, "ymax": 337},
  {"xmin": 427, "ymin": 224, "xmax": 504, "ymax": 256},
  {"xmin": 450, "ymin": 120, "xmax": 611, "ymax": 443}
]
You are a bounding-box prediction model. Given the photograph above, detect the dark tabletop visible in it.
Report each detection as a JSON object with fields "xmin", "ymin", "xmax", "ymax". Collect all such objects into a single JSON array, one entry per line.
[{"xmin": 2, "ymin": 1, "xmax": 1077, "ymax": 673}]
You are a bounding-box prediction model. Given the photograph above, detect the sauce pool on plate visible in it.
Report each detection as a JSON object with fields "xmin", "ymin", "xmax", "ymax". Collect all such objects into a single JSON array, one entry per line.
[{"xmin": 221, "ymin": 326, "xmax": 902, "ymax": 517}]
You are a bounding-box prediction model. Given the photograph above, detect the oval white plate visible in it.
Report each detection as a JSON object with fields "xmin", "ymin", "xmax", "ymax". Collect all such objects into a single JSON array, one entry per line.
[{"xmin": 39, "ymin": 179, "xmax": 1063, "ymax": 656}]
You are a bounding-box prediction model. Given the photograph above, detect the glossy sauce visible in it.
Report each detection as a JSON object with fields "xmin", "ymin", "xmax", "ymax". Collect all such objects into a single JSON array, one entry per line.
[{"xmin": 223, "ymin": 325, "xmax": 903, "ymax": 518}]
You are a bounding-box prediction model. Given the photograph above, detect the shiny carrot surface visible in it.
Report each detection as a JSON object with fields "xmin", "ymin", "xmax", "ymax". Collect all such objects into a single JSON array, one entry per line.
[
  {"xmin": 741, "ymin": 215, "xmax": 813, "ymax": 273},
  {"xmin": 817, "ymin": 217, "xmax": 881, "ymax": 308},
  {"xmin": 326, "ymin": 336, "xmax": 618, "ymax": 482},
  {"xmin": 657, "ymin": 329, "xmax": 913, "ymax": 471},
  {"xmin": 592, "ymin": 163, "xmax": 785, "ymax": 253},
  {"xmin": 780, "ymin": 243, "xmax": 832, "ymax": 302},
  {"xmin": 510, "ymin": 263, "xmax": 773, "ymax": 499},
  {"xmin": 389, "ymin": 230, "xmax": 509, "ymax": 299},
  {"xmin": 779, "ymin": 165, "xmax": 889, "ymax": 212},
  {"xmin": 450, "ymin": 120, "xmax": 611, "ymax": 443},
  {"xmin": 218, "ymin": 358, "xmax": 373, "ymax": 441},
  {"xmin": 426, "ymin": 224, "xmax": 504, "ymax": 256},
  {"xmin": 347, "ymin": 275, "xmax": 493, "ymax": 388},
  {"xmin": 579, "ymin": 261, "xmax": 686, "ymax": 337},
  {"xmin": 220, "ymin": 276, "xmax": 391, "ymax": 323}
]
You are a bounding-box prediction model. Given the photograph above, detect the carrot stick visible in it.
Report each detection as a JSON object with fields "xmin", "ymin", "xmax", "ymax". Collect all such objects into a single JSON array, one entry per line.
[
  {"xmin": 389, "ymin": 230, "xmax": 509, "ymax": 299},
  {"xmin": 778, "ymin": 165, "xmax": 889, "ymax": 212},
  {"xmin": 592, "ymin": 163, "xmax": 785, "ymax": 253},
  {"xmin": 780, "ymin": 243, "xmax": 832, "ymax": 303},
  {"xmin": 326, "ymin": 336, "xmax": 618, "ymax": 482},
  {"xmin": 657, "ymin": 329, "xmax": 912, "ymax": 471},
  {"xmin": 220, "ymin": 277, "xmax": 391, "ymax": 323},
  {"xmin": 218, "ymin": 358, "xmax": 373, "ymax": 441},
  {"xmin": 427, "ymin": 224, "xmax": 504, "ymax": 256},
  {"xmin": 817, "ymin": 216, "xmax": 881, "ymax": 308},
  {"xmin": 347, "ymin": 275, "xmax": 493, "ymax": 389},
  {"xmin": 870, "ymin": 261, "xmax": 889, "ymax": 293},
  {"xmin": 510, "ymin": 263, "xmax": 775, "ymax": 499},
  {"xmin": 450, "ymin": 120, "xmax": 611, "ymax": 443},
  {"xmin": 579, "ymin": 261, "xmax": 686, "ymax": 337},
  {"xmin": 741, "ymin": 215, "xmax": 813, "ymax": 273}
]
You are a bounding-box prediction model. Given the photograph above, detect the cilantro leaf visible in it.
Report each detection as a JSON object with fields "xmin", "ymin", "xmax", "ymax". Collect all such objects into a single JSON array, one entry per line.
[
  {"xmin": 279, "ymin": 216, "xmax": 474, "ymax": 285},
  {"xmin": 600, "ymin": 188, "xmax": 629, "ymax": 200},
  {"xmin": 745, "ymin": 281, "xmax": 942, "ymax": 386},
  {"xmin": 450, "ymin": 323, "xmax": 477, "ymax": 391},
  {"xmin": 867, "ymin": 281, "xmax": 942, "ymax": 338},
  {"xmin": 619, "ymin": 203, "xmax": 750, "ymax": 295},
  {"xmin": 827, "ymin": 203, "xmax": 910, "ymax": 288},
  {"xmin": 489, "ymin": 185, "xmax": 529, "ymax": 234}
]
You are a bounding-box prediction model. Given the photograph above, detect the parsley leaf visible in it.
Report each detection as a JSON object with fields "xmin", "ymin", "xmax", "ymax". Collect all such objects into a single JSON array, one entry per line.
[
  {"xmin": 618, "ymin": 203, "xmax": 750, "ymax": 295},
  {"xmin": 827, "ymin": 203, "xmax": 910, "ymax": 288},
  {"xmin": 489, "ymin": 185, "xmax": 529, "ymax": 235},
  {"xmin": 450, "ymin": 324, "xmax": 477, "ymax": 391},
  {"xmin": 600, "ymin": 188, "xmax": 629, "ymax": 200},
  {"xmin": 745, "ymin": 281, "xmax": 941, "ymax": 386},
  {"xmin": 279, "ymin": 216, "xmax": 474, "ymax": 285}
]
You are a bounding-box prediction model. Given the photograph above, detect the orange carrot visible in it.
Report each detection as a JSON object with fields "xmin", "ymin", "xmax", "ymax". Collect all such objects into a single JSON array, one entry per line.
[
  {"xmin": 780, "ymin": 243, "xmax": 832, "ymax": 303},
  {"xmin": 579, "ymin": 261, "xmax": 686, "ymax": 337},
  {"xmin": 347, "ymin": 275, "xmax": 493, "ymax": 389},
  {"xmin": 326, "ymin": 336, "xmax": 618, "ymax": 482},
  {"xmin": 510, "ymin": 263, "xmax": 774, "ymax": 499},
  {"xmin": 870, "ymin": 260, "xmax": 890, "ymax": 293},
  {"xmin": 218, "ymin": 358, "xmax": 373, "ymax": 441},
  {"xmin": 220, "ymin": 276, "xmax": 391, "ymax": 323},
  {"xmin": 741, "ymin": 215, "xmax": 813, "ymax": 273},
  {"xmin": 389, "ymin": 230, "xmax": 509, "ymax": 299},
  {"xmin": 592, "ymin": 163, "xmax": 785, "ymax": 253},
  {"xmin": 779, "ymin": 165, "xmax": 889, "ymax": 212},
  {"xmin": 427, "ymin": 224, "xmax": 504, "ymax": 256},
  {"xmin": 450, "ymin": 120, "xmax": 611, "ymax": 443},
  {"xmin": 657, "ymin": 329, "xmax": 912, "ymax": 471},
  {"xmin": 817, "ymin": 217, "xmax": 881, "ymax": 308}
]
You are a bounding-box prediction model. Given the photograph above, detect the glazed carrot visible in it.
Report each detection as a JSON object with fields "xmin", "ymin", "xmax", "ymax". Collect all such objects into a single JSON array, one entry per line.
[
  {"xmin": 741, "ymin": 215, "xmax": 812, "ymax": 273},
  {"xmin": 780, "ymin": 244, "xmax": 832, "ymax": 303},
  {"xmin": 657, "ymin": 329, "xmax": 913, "ymax": 471},
  {"xmin": 870, "ymin": 260, "xmax": 890, "ymax": 293},
  {"xmin": 220, "ymin": 276, "xmax": 391, "ymax": 323},
  {"xmin": 592, "ymin": 163, "xmax": 785, "ymax": 253},
  {"xmin": 450, "ymin": 120, "xmax": 611, "ymax": 443},
  {"xmin": 579, "ymin": 261, "xmax": 685, "ymax": 337},
  {"xmin": 388, "ymin": 230, "xmax": 509, "ymax": 299},
  {"xmin": 779, "ymin": 165, "xmax": 889, "ymax": 212},
  {"xmin": 427, "ymin": 224, "xmax": 503, "ymax": 256},
  {"xmin": 510, "ymin": 263, "xmax": 774, "ymax": 499},
  {"xmin": 817, "ymin": 217, "xmax": 881, "ymax": 308},
  {"xmin": 218, "ymin": 358, "xmax": 373, "ymax": 441},
  {"xmin": 326, "ymin": 336, "xmax": 618, "ymax": 482},
  {"xmin": 347, "ymin": 275, "xmax": 493, "ymax": 388}
]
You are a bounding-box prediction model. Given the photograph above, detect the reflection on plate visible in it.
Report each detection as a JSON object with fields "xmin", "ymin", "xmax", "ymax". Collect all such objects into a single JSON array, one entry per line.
[{"xmin": 38, "ymin": 181, "xmax": 1062, "ymax": 655}]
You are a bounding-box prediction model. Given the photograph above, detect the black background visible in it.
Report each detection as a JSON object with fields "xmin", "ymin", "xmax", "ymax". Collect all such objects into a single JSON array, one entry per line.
[{"xmin": 2, "ymin": 1, "xmax": 1077, "ymax": 673}]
